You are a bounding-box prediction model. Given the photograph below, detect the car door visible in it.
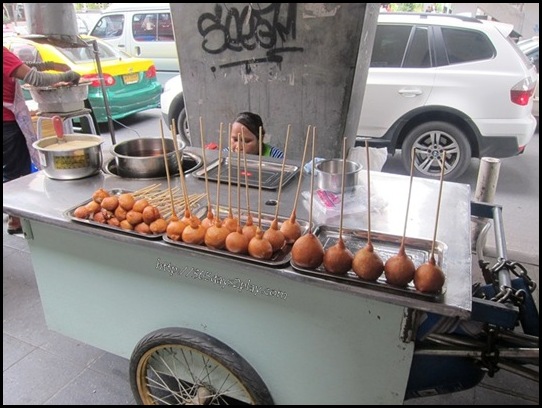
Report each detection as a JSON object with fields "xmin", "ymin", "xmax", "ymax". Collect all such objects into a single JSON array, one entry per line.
[
  {"xmin": 128, "ymin": 12, "xmax": 178, "ymax": 72},
  {"xmin": 358, "ymin": 24, "xmax": 436, "ymax": 138}
]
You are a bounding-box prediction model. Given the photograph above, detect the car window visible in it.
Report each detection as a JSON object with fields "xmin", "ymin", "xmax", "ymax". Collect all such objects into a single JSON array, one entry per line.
[
  {"xmin": 403, "ymin": 26, "xmax": 431, "ymax": 68},
  {"xmin": 9, "ymin": 43, "xmax": 43, "ymax": 64},
  {"xmin": 441, "ymin": 27, "xmax": 495, "ymax": 64},
  {"xmin": 57, "ymin": 40, "xmax": 121, "ymax": 63},
  {"xmin": 371, "ymin": 24, "xmax": 413, "ymax": 68},
  {"xmin": 132, "ymin": 12, "xmax": 174, "ymax": 42},
  {"xmin": 90, "ymin": 15, "xmax": 125, "ymax": 39}
]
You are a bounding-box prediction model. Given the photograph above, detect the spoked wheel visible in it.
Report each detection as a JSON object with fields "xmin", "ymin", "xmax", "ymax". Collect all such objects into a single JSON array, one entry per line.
[
  {"xmin": 401, "ymin": 121, "xmax": 471, "ymax": 181},
  {"xmin": 130, "ymin": 328, "xmax": 274, "ymax": 405}
]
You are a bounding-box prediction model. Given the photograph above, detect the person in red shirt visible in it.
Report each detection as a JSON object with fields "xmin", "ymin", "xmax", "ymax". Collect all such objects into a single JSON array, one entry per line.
[{"xmin": 3, "ymin": 46, "xmax": 80, "ymax": 234}]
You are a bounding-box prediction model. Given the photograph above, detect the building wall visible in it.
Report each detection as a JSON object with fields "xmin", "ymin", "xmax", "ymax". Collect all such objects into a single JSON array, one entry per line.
[
  {"xmin": 170, "ymin": 3, "xmax": 378, "ymax": 159},
  {"xmin": 452, "ymin": 3, "xmax": 539, "ymax": 39}
]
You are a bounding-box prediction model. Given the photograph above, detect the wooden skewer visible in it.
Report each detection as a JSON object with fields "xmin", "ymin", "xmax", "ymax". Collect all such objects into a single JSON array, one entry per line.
[
  {"xmin": 158, "ymin": 120, "xmax": 177, "ymax": 220},
  {"xmin": 241, "ymin": 130, "xmax": 253, "ymax": 224},
  {"xmin": 199, "ymin": 117, "xmax": 213, "ymax": 216},
  {"xmin": 290, "ymin": 125, "xmax": 311, "ymax": 221},
  {"xmin": 215, "ymin": 123, "xmax": 224, "ymax": 222},
  {"xmin": 338, "ymin": 137, "xmax": 348, "ymax": 242},
  {"xmin": 274, "ymin": 125, "xmax": 291, "ymax": 220},
  {"xmin": 236, "ymin": 133, "xmax": 242, "ymax": 220},
  {"xmin": 257, "ymin": 127, "xmax": 263, "ymax": 229},
  {"xmin": 133, "ymin": 183, "xmax": 160, "ymax": 197},
  {"xmin": 400, "ymin": 147, "xmax": 416, "ymax": 250},
  {"xmin": 365, "ymin": 140, "xmax": 373, "ymax": 245},
  {"xmin": 171, "ymin": 119, "xmax": 191, "ymax": 216},
  {"xmin": 227, "ymin": 125, "xmax": 234, "ymax": 220},
  {"xmin": 308, "ymin": 127, "xmax": 317, "ymax": 233},
  {"xmin": 430, "ymin": 151, "xmax": 447, "ymax": 261}
]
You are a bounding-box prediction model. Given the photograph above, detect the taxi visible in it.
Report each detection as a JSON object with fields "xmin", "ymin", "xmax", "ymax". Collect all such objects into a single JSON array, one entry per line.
[{"xmin": 3, "ymin": 34, "xmax": 162, "ymax": 123}]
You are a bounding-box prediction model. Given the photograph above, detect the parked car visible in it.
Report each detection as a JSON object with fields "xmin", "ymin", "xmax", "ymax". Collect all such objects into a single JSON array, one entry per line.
[
  {"xmin": 162, "ymin": 13, "xmax": 537, "ymax": 180},
  {"xmin": 517, "ymin": 36, "xmax": 539, "ymax": 118},
  {"xmin": 3, "ymin": 34, "xmax": 162, "ymax": 124},
  {"xmin": 88, "ymin": 3, "xmax": 178, "ymax": 86}
]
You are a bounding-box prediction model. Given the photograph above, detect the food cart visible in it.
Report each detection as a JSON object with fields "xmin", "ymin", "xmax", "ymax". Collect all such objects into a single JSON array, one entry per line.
[{"xmin": 2, "ymin": 147, "xmax": 537, "ymax": 405}]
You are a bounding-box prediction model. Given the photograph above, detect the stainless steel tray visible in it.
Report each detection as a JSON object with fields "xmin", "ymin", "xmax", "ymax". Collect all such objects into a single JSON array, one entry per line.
[
  {"xmin": 290, "ymin": 225, "xmax": 447, "ymax": 301},
  {"xmin": 194, "ymin": 156, "xmax": 299, "ymax": 190},
  {"xmin": 64, "ymin": 188, "xmax": 163, "ymax": 240},
  {"xmin": 163, "ymin": 206, "xmax": 309, "ymax": 267}
]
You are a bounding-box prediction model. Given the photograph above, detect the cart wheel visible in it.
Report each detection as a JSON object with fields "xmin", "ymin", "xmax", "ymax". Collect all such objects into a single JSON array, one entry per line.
[{"xmin": 129, "ymin": 327, "xmax": 274, "ymax": 405}]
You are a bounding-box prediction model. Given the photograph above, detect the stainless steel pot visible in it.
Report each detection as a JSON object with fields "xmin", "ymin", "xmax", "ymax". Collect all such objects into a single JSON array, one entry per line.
[
  {"xmin": 28, "ymin": 83, "xmax": 90, "ymax": 113},
  {"xmin": 110, "ymin": 138, "xmax": 185, "ymax": 179},
  {"xmin": 315, "ymin": 159, "xmax": 362, "ymax": 193},
  {"xmin": 32, "ymin": 134, "xmax": 103, "ymax": 180}
]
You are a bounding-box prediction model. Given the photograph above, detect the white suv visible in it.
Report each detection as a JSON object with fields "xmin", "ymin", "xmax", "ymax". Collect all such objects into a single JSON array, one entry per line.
[{"xmin": 161, "ymin": 13, "xmax": 538, "ymax": 180}]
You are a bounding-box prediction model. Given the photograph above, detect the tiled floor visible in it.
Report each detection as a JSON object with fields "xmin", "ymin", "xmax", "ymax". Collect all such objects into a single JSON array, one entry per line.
[{"xmin": 3, "ymin": 214, "xmax": 539, "ymax": 405}]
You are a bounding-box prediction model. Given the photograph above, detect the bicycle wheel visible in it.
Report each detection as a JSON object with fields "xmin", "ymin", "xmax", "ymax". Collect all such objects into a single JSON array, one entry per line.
[{"xmin": 130, "ymin": 327, "xmax": 274, "ymax": 405}]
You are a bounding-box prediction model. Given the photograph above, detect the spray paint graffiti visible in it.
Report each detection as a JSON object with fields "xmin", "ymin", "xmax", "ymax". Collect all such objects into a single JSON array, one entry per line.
[{"xmin": 197, "ymin": 3, "xmax": 303, "ymax": 72}]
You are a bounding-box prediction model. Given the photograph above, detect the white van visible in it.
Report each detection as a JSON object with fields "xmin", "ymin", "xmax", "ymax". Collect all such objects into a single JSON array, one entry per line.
[{"xmin": 89, "ymin": 3, "xmax": 179, "ymax": 85}]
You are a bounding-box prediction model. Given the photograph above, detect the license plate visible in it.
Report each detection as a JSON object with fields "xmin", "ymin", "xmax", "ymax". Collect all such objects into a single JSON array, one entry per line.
[{"xmin": 123, "ymin": 73, "xmax": 139, "ymax": 84}]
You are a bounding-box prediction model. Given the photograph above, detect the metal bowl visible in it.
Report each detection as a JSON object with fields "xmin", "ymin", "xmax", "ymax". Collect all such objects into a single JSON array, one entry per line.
[
  {"xmin": 28, "ymin": 83, "xmax": 90, "ymax": 113},
  {"xmin": 32, "ymin": 134, "xmax": 103, "ymax": 180},
  {"xmin": 315, "ymin": 159, "xmax": 362, "ymax": 193},
  {"xmin": 110, "ymin": 138, "xmax": 185, "ymax": 179},
  {"xmin": 103, "ymin": 151, "xmax": 202, "ymax": 179}
]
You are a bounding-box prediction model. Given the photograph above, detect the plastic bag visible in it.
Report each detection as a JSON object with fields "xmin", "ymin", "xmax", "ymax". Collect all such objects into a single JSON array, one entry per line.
[
  {"xmin": 347, "ymin": 146, "xmax": 388, "ymax": 172},
  {"xmin": 301, "ymin": 185, "xmax": 387, "ymax": 226}
]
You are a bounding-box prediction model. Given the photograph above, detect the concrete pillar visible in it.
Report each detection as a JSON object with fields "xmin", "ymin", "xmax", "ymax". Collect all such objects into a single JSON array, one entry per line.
[{"xmin": 170, "ymin": 3, "xmax": 378, "ymax": 160}]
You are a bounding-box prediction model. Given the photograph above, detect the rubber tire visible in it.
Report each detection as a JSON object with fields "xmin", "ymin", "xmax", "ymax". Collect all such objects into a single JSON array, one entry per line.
[
  {"xmin": 129, "ymin": 327, "xmax": 274, "ymax": 405},
  {"xmin": 177, "ymin": 107, "xmax": 190, "ymax": 147},
  {"xmin": 401, "ymin": 121, "xmax": 471, "ymax": 181}
]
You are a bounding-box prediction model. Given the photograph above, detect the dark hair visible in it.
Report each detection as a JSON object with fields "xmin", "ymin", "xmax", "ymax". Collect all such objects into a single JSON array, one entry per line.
[{"xmin": 234, "ymin": 112, "xmax": 265, "ymax": 138}]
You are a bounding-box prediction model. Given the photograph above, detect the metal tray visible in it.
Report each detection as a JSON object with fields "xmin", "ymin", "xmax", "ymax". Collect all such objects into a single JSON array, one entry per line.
[
  {"xmin": 64, "ymin": 189, "xmax": 163, "ymax": 240},
  {"xmin": 163, "ymin": 206, "xmax": 309, "ymax": 267},
  {"xmin": 194, "ymin": 156, "xmax": 299, "ymax": 190},
  {"xmin": 290, "ymin": 225, "xmax": 447, "ymax": 301}
]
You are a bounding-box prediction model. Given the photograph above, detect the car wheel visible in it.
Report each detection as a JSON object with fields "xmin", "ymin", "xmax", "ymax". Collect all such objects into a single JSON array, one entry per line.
[
  {"xmin": 401, "ymin": 121, "xmax": 471, "ymax": 181},
  {"xmin": 177, "ymin": 106, "xmax": 191, "ymax": 146}
]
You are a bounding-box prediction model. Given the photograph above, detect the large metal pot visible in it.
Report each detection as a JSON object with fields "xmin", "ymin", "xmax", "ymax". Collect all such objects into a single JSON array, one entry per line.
[
  {"xmin": 32, "ymin": 134, "xmax": 103, "ymax": 180},
  {"xmin": 110, "ymin": 138, "xmax": 185, "ymax": 179},
  {"xmin": 315, "ymin": 159, "xmax": 362, "ymax": 193},
  {"xmin": 28, "ymin": 83, "xmax": 89, "ymax": 113}
]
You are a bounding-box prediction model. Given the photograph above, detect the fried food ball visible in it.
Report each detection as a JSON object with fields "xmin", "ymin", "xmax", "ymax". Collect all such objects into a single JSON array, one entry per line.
[
  {"xmin": 134, "ymin": 222, "xmax": 151, "ymax": 234},
  {"xmin": 93, "ymin": 211, "xmax": 107, "ymax": 224},
  {"xmin": 114, "ymin": 205, "xmax": 128, "ymax": 221},
  {"xmin": 92, "ymin": 188, "xmax": 109, "ymax": 204},
  {"xmin": 101, "ymin": 196, "xmax": 119, "ymax": 211},
  {"xmin": 126, "ymin": 210, "xmax": 143, "ymax": 226},
  {"xmin": 107, "ymin": 217, "xmax": 120, "ymax": 227},
  {"xmin": 120, "ymin": 220, "xmax": 134, "ymax": 230},
  {"xmin": 150, "ymin": 218, "xmax": 168, "ymax": 234},
  {"xmin": 142, "ymin": 205, "xmax": 161, "ymax": 224},
  {"xmin": 132, "ymin": 198, "xmax": 149, "ymax": 213},
  {"xmin": 73, "ymin": 205, "xmax": 90, "ymax": 219},
  {"xmin": 118, "ymin": 193, "xmax": 135, "ymax": 211},
  {"xmin": 86, "ymin": 200, "xmax": 101, "ymax": 214}
]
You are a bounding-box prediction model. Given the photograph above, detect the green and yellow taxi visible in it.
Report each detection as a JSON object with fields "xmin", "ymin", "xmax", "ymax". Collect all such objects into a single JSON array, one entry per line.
[{"xmin": 3, "ymin": 35, "xmax": 162, "ymax": 123}]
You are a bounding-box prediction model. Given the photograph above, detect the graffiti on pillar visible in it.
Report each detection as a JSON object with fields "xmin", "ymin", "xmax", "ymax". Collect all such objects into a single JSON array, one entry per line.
[{"xmin": 197, "ymin": 3, "xmax": 303, "ymax": 73}]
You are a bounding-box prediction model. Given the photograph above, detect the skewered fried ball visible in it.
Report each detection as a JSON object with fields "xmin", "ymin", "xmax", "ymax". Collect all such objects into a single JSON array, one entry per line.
[
  {"xmin": 323, "ymin": 238, "xmax": 353, "ymax": 275},
  {"xmin": 352, "ymin": 242, "xmax": 384, "ymax": 282},
  {"xmin": 414, "ymin": 256, "xmax": 445, "ymax": 293},
  {"xmin": 248, "ymin": 227, "xmax": 273, "ymax": 260},
  {"xmin": 291, "ymin": 232, "xmax": 324, "ymax": 269},
  {"xmin": 384, "ymin": 246, "xmax": 415, "ymax": 287}
]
